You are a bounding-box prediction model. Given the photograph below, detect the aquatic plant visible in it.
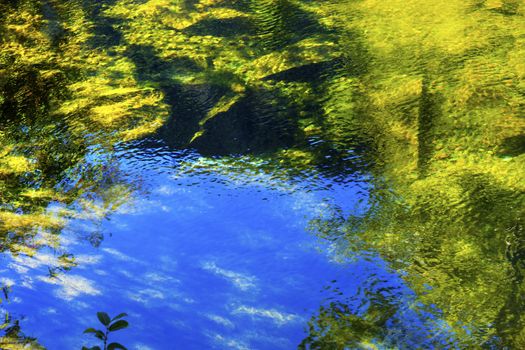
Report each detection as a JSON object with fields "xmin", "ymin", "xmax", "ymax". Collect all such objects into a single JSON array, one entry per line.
[{"xmin": 82, "ymin": 312, "xmax": 129, "ymax": 350}]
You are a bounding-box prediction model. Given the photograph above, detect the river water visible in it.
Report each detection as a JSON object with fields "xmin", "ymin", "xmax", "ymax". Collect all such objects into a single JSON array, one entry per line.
[
  {"xmin": 2, "ymin": 139, "xmax": 448, "ymax": 349},
  {"xmin": 0, "ymin": 0, "xmax": 524, "ymax": 349}
]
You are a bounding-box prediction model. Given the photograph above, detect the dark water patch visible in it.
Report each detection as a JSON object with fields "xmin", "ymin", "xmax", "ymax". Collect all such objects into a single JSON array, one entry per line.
[
  {"xmin": 188, "ymin": 88, "xmax": 299, "ymax": 155},
  {"xmin": 88, "ymin": 17, "xmax": 123, "ymax": 48},
  {"xmin": 498, "ymin": 134, "xmax": 525, "ymax": 157},
  {"xmin": 250, "ymin": 0, "xmax": 331, "ymax": 52},
  {"xmin": 262, "ymin": 58, "xmax": 343, "ymax": 83},
  {"xmin": 181, "ymin": 0, "xmax": 199, "ymax": 11},
  {"xmin": 154, "ymin": 82, "xmax": 226, "ymax": 143},
  {"xmin": 417, "ymin": 76, "xmax": 444, "ymax": 177},
  {"xmin": 41, "ymin": 0, "xmax": 68, "ymax": 47},
  {"xmin": 123, "ymin": 44, "xmax": 177, "ymax": 82}
]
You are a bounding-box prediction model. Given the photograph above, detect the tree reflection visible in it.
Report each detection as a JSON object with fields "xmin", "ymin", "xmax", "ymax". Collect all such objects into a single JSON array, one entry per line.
[
  {"xmin": 300, "ymin": 284, "xmax": 398, "ymax": 349},
  {"xmin": 0, "ymin": 0, "xmax": 166, "ymax": 345},
  {"xmin": 300, "ymin": 276, "xmax": 461, "ymax": 350},
  {"xmin": 304, "ymin": 0, "xmax": 525, "ymax": 347},
  {"xmin": 0, "ymin": 283, "xmax": 45, "ymax": 348}
]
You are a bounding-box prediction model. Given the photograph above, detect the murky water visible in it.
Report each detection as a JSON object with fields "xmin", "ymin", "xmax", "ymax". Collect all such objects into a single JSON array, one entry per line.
[{"xmin": 0, "ymin": 0, "xmax": 524, "ymax": 349}]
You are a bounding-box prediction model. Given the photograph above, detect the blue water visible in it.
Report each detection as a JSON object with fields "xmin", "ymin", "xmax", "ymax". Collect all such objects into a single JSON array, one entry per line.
[{"xmin": 1, "ymin": 141, "xmax": 452, "ymax": 349}]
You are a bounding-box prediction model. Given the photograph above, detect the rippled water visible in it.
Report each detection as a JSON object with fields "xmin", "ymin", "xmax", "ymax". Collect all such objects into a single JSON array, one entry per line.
[
  {"xmin": 2, "ymin": 141, "xmax": 363, "ymax": 349},
  {"xmin": 0, "ymin": 0, "xmax": 524, "ymax": 349},
  {"xmin": 2, "ymin": 140, "xmax": 455, "ymax": 349}
]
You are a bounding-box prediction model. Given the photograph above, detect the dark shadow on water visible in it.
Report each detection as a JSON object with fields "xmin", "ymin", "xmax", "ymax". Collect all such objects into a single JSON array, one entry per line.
[
  {"xmin": 81, "ymin": 0, "xmax": 124, "ymax": 49},
  {"xmin": 123, "ymin": 43, "xmax": 301, "ymax": 156},
  {"xmin": 250, "ymin": 0, "xmax": 333, "ymax": 53},
  {"xmin": 189, "ymin": 88, "xmax": 299, "ymax": 155},
  {"xmin": 498, "ymin": 134, "xmax": 525, "ymax": 157},
  {"xmin": 262, "ymin": 58, "xmax": 344, "ymax": 83}
]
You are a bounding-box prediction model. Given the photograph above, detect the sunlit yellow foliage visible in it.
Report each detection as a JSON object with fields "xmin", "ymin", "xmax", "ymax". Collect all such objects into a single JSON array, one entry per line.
[
  {"xmin": 0, "ymin": 0, "xmax": 168, "ymax": 270},
  {"xmin": 0, "ymin": 337, "xmax": 45, "ymax": 350},
  {"xmin": 295, "ymin": 0, "xmax": 525, "ymax": 346},
  {"xmin": 0, "ymin": 211, "xmax": 63, "ymax": 231},
  {"xmin": 0, "ymin": 155, "xmax": 32, "ymax": 175},
  {"xmin": 20, "ymin": 188, "xmax": 66, "ymax": 201}
]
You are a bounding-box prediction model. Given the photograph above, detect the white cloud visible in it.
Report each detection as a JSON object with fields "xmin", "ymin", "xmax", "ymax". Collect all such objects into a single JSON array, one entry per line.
[
  {"xmin": 37, "ymin": 274, "xmax": 101, "ymax": 300},
  {"xmin": 20, "ymin": 276, "xmax": 34, "ymax": 289},
  {"xmin": 127, "ymin": 288, "xmax": 165, "ymax": 305},
  {"xmin": 102, "ymin": 248, "xmax": 138, "ymax": 262},
  {"xmin": 8, "ymin": 263, "xmax": 29, "ymax": 274},
  {"xmin": 0, "ymin": 277, "xmax": 15, "ymax": 287},
  {"xmin": 209, "ymin": 333, "xmax": 251, "ymax": 350},
  {"xmin": 75, "ymin": 254, "xmax": 102, "ymax": 265},
  {"xmin": 143, "ymin": 272, "xmax": 176, "ymax": 283},
  {"xmin": 205, "ymin": 314, "xmax": 235, "ymax": 329},
  {"xmin": 232, "ymin": 306, "xmax": 299, "ymax": 326},
  {"xmin": 133, "ymin": 344, "xmax": 154, "ymax": 350},
  {"xmin": 202, "ymin": 262, "xmax": 257, "ymax": 291},
  {"xmin": 155, "ymin": 185, "xmax": 176, "ymax": 196},
  {"xmin": 44, "ymin": 307, "xmax": 57, "ymax": 314},
  {"xmin": 12, "ymin": 253, "xmax": 56, "ymax": 269}
]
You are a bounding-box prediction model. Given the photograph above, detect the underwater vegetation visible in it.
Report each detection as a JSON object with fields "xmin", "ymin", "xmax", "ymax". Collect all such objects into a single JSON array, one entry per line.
[{"xmin": 0, "ymin": 0, "xmax": 524, "ymax": 348}]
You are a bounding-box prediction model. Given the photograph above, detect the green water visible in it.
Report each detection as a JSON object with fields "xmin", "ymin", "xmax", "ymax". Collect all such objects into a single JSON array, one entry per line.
[{"xmin": 0, "ymin": 0, "xmax": 524, "ymax": 348}]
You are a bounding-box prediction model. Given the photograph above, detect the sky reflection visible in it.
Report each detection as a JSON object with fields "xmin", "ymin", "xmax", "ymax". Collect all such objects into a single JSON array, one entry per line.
[{"xmin": 0, "ymin": 142, "xmax": 449, "ymax": 349}]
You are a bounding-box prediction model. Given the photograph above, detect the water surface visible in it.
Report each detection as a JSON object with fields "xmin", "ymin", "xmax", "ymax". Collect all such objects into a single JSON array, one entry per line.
[{"xmin": 0, "ymin": 0, "xmax": 524, "ymax": 349}]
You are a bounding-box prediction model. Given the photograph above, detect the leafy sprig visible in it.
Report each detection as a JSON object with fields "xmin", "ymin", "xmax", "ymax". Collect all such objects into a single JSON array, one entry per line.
[{"xmin": 82, "ymin": 312, "xmax": 129, "ymax": 350}]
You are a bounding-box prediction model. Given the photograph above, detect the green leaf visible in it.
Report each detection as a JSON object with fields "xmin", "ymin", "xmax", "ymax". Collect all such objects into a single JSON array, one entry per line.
[
  {"xmin": 84, "ymin": 327, "xmax": 105, "ymax": 340},
  {"xmin": 97, "ymin": 311, "xmax": 111, "ymax": 326},
  {"xmin": 95, "ymin": 330, "xmax": 106, "ymax": 340},
  {"xmin": 83, "ymin": 328, "xmax": 99, "ymax": 334},
  {"xmin": 111, "ymin": 313, "xmax": 128, "ymax": 322},
  {"xmin": 107, "ymin": 342, "xmax": 127, "ymax": 350},
  {"xmin": 108, "ymin": 320, "xmax": 129, "ymax": 332}
]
